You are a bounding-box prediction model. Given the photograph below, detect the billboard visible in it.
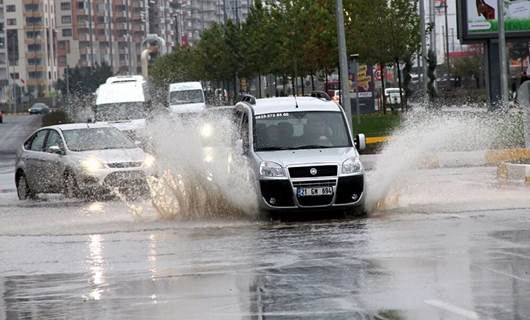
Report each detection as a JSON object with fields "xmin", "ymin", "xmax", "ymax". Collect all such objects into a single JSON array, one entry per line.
[{"xmin": 459, "ymin": 0, "xmax": 530, "ymax": 41}]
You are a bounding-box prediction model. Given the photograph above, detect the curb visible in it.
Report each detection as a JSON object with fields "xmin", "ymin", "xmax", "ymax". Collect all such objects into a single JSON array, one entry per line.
[{"xmin": 497, "ymin": 162, "xmax": 530, "ymax": 186}]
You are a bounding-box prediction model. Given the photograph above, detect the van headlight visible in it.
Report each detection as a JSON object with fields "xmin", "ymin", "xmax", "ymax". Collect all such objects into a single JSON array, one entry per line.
[
  {"xmin": 259, "ymin": 161, "xmax": 285, "ymax": 177},
  {"xmin": 80, "ymin": 158, "xmax": 105, "ymax": 173},
  {"xmin": 342, "ymin": 157, "xmax": 363, "ymax": 174},
  {"xmin": 144, "ymin": 154, "xmax": 156, "ymax": 168}
]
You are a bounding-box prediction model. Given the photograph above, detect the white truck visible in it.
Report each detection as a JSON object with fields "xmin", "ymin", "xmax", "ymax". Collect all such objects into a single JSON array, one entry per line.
[
  {"xmin": 168, "ymin": 81, "xmax": 206, "ymax": 114},
  {"xmin": 94, "ymin": 75, "xmax": 151, "ymax": 141}
]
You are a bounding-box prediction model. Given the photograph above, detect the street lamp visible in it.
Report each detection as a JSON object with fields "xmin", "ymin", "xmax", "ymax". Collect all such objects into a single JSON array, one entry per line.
[{"xmin": 350, "ymin": 53, "xmax": 360, "ymax": 125}]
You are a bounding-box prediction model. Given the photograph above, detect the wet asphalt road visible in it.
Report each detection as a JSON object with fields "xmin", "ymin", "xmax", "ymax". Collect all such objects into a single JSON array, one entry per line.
[{"xmin": 2, "ymin": 116, "xmax": 530, "ymax": 319}]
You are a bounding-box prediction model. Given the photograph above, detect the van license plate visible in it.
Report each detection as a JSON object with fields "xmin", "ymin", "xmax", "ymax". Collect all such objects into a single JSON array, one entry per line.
[{"xmin": 297, "ymin": 187, "xmax": 333, "ymax": 197}]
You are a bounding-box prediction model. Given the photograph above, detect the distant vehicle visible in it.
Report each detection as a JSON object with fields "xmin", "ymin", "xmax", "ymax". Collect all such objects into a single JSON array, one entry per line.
[
  {"xmin": 28, "ymin": 103, "xmax": 50, "ymax": 114},
  {"xmin": 94, "ymin": 75, "xmax": 150, "ymax": 140},
  {"xmin": 168, "ymin": 81, "xmax": 206, "ymax": 113},
  {"xmin": 15, "ymin": 123, "xmax": 156, "ymax": 200},
  {"xmin": 234, "ymin": 96, "xmax": 366, "ymax": 214},
  {"xmin": 384, "ymin": 87, "xmax": 403, "ymax": 104},
  {"xmin": 310, "ymin": 91, "xmax": 332, "ymax": 101}
]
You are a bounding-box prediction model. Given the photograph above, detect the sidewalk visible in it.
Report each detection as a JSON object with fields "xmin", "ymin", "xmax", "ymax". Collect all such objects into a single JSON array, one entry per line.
[{"xmin": 360, "ymin": 148, "xmax": 530, "ymax": 171}]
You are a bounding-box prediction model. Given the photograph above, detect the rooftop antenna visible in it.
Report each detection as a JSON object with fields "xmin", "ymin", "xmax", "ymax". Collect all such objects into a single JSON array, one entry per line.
[{"xmin": 293, "ymin": 94, "xmax": 299, "ymax": 109}]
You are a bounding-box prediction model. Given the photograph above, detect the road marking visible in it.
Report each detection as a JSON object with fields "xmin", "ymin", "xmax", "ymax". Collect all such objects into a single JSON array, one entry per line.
[{"xmin": 424, "ymin": 300, "xmax": 479, "ymax": 319}]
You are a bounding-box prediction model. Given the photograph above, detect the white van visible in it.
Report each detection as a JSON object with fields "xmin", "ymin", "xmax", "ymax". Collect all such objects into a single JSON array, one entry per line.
[
  {"xmin": 168, "ymin": 81, "xmax": 206, "ymax": 113},
  {"xmin": 234, "ymin": 96, "xmax": 366, "ymax": 214},
  {"xmin": 94, "ymin": 75, "xmax": 151, "ymax": 139}
]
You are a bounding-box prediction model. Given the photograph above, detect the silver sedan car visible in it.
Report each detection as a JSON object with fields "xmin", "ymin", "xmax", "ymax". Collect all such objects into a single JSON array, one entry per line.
[{"xmin": 15, "ymin": 123, "xmax": 156, "ymax": 199}]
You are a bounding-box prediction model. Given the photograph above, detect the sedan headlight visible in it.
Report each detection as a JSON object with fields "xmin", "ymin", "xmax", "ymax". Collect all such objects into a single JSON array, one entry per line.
[
  {"xmin": 144, "ymin": 154, "xmax": 156, "ymax": 168},
  {"xmin": 342, "ymin": 157, "xmax": 363, "ymax": 174},
  {"xmin": 259, "ymin": 161, "xmax": 286, "ymax": 177},
  {"xmin": 80, "ymin": 158, "xmax": 105, "ymax": 173}
]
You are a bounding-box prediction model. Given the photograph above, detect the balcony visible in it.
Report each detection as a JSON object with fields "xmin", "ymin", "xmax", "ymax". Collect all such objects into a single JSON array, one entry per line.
[
  {"xmin": 79, "ymin": 47, "xmax": 91, "ymax": 54},
  {"xmin": 25, "ymin": 52, "xmax": 44, "ymax": 59},
  {"xmin": 23, "ymin": 11, "xmax": 43, "ymax": 18},
  {"xmin": 27, "ymin": 65, "xmax": 47, "ymax": 72},
  {"xmin": 26, "ymin": 79, "xmax": 47, "ymax": 86},
  {"xmin": 77, "ymin": 33, "xmax": 91, "ymax": 41}
]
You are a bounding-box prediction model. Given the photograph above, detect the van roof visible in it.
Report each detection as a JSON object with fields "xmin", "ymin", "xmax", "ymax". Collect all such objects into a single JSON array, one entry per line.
[
  {"xmin": 106, "ymin": 75, "xmax": 145, "ymax": 84},
  {"xmin": 246, "ymin": 96, "xmax": 343, "ymax": 116},
  {"xmin": 96, "ymin": 82, "xmax": 145, "ymax": 105},
  {"xmin": 169, "ymin": 81, "xmax": 203, "ymax": 91}
]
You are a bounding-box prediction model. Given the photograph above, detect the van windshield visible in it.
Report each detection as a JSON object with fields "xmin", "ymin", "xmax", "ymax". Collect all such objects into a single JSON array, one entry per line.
[
  {"xmin": 94, "ymin": 102, "xmax": 147, "ymax": 121},
  {"xmin": 170, "ymin": 89, "xmax": 204, "ymax": 105},
  {"xmin": 254, "ymin": 111, "xmax": 352, "ymax": 151}
]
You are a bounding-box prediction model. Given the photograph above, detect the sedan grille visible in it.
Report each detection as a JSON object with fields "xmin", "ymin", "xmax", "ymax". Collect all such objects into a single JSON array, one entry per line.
[{"xmin": 107, "ymin": 162, "xmax": 143, "ymax": 168}]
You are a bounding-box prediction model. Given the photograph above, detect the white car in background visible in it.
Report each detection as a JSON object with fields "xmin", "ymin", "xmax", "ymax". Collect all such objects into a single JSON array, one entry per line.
[
  {"xmin": 15, "ymin": 123, "xmax": 156, "ymax": 199},
  {"xmin": 168, "ymin": 81, "xmax": 206, "ymax": 113}
]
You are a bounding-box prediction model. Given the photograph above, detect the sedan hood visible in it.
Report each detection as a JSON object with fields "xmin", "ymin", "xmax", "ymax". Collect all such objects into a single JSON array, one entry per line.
[
  {"xmin": 256, "ymin": 147, "xmax": 357, "ymax": 167},
  {"xmin": 71, "ymin": 148, "xmax": 146, "ymax": 164},
  {"xmin": 97, "ymin": 119, "xmax": 146, "ymax": 132}
]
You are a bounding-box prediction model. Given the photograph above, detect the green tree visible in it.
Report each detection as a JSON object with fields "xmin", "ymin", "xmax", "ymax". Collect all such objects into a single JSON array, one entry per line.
[{"xmin": 57, "ymin": 63, "xmax": 113, "ymax": 96}]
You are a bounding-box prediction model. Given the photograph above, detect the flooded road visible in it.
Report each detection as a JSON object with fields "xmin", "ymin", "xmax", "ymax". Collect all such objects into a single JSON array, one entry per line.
[
  {"xmin": 2, "ymin": 115, "xmax": 530, "ymax": 319},
  {"xmin": 1, "ymin": 166, "xmax": 530, "ymax": 319}
]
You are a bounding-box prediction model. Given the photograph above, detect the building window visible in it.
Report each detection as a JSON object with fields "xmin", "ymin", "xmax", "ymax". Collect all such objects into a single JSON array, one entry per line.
[
  {"xmin": 58, "ymin": 56, "xmax": 67, "ymax": 66},
  {"xmin": 24, "ymin": 4, "xmax": 39, "ymax": 11},
  {"xmin": 28, "ymin": 58, "xmax": 42, "ymax": 65},
  {"xmin": 7, "ymin": 19, "xmax": 16, "ymax": 26},
  {"xmin": 29, "ymin": 72, "xmax": 44, "ymax": 79},
  {"xmin": 61, "ymin": 16, "xmax": 71, "ymax": 24},
  {"xmin": 6, "ymin": 5, "xmax": 15, "ymax": 12},
  {"xmin": 77, "ymin": 1, "xmax": 84, "ymax": 9},
  {"xmin": 60, "ymin": 2, "xmax": 70, "ymax": 10},
  {"xmin": 25, "ymin": 17, "xmax": 43, "ymax": 25},
  {"xmin": 62, "ymin": 29, "xmax": 72, "ymax": 37},
  {"xmin": 10, "ymin": 73, "xmax": 19, "ymax": 80},
  {"xmin": 26, "ymin": 31, "xmax": 42, "ymax": 38},
  {"xmin": 28, "ymin": 44, "xmax": 42, "ymax": 51}
]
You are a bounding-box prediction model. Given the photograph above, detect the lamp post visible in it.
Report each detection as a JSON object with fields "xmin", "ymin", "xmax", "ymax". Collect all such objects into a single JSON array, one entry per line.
[
  {"xmin": 335, "ymin": 0, "xmax": 352, "ymax": 129},
  {"xmin": 350, "ymin": 53, "xmax": 360, "ymax": 125},
  {"xmin": 498, "ymin": 0, "xmax": 509, "ymax": 103}
]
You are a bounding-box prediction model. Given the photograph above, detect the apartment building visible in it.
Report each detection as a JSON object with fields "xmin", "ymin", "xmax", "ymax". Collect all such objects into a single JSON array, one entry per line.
[
  {"xmin": 174, "ymin": 0, "xmax": 251, "ymax": 46},
  {"xmin": 5, "ymin": 0, "xmax": 58, "ymax": 98},
  {"xmin": 56, "ymin": 0, "xmax": 148, "ymax": 76},
  {"xmin": 0, "ymin": 2, "xmax": 9, "ymax": 103}
]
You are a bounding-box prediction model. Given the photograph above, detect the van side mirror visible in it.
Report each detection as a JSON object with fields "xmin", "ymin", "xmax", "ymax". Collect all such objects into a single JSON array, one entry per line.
[{"xmin": 355, "ymin": 134, "xmax": 366, "ymax": 151}]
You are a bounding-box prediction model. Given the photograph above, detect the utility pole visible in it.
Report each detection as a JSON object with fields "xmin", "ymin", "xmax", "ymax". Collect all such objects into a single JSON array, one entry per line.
[
  {"xmin": 419, "ymin": 0, "xmax": 428, "ymax": 99},
  {"xmin": 444, "ymin": 0, "xmax": 450, "ymax": 76},
  {"xmin": 87, "ymin": 0, "xmax": 95, "ymax": 67},
  {"xmin": 498, "ymin": 0, "xmax": 509, "ymax": 103},
  {"xmin": 107, "ymin": 0, "xmax": 114, "ymax": 71},
  {"xmin": 126, "ymin": 0, "xmax": 132, "ymax": 75},
  {"xmin": 335, "ymin": 0, "xmax": 352, "ymax": 129},
  {"xmin": 429, "ymin": 0, "xmax": 436, "ymax": 53}
]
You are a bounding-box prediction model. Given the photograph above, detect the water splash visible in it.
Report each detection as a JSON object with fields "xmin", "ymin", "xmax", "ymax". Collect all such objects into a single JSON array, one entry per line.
[
  {"xmin": 365, "ymin": 106, "xmax": 524, "ymax": 213},
  {"xmin": 143, "ymin": 110, "xmax": 258, "ymax": 219}
]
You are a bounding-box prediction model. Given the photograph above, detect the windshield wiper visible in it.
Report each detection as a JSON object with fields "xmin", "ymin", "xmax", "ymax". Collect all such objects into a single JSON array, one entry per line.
[{"xmin": 255, "ymin": 147, "xmax": 290, "ymax": 151}]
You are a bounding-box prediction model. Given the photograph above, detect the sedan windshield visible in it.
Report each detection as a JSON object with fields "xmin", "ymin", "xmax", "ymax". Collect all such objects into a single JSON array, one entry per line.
[
  {"xmin": 170, "ymin": 89, "xmax": 204, "ymax": 105},
  {"xmin": 254, "ymin": 111, "xmax": 352, "ymax": 151},
  {"xmin": 63, "ymin": 127, "xmax": 136, "ymax": 152},
  {"xmin": 94, "ymin": 102, "xmax": 146, "ymax": 121}
]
